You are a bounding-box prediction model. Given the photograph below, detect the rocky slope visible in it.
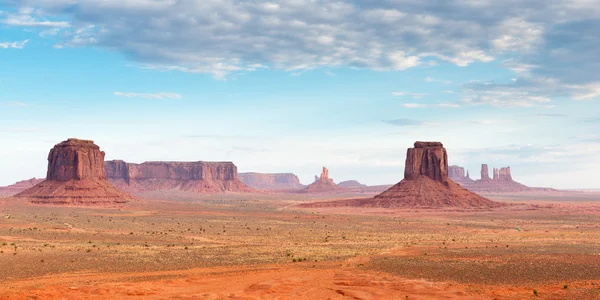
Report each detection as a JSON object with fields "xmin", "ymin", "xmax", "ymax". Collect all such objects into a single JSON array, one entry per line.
[
  {"xmin": 238, "ymin": 172, "xmax": 305, "ymax": 190},
  {"xmin": 301, "ymin": 142, "xmax": 498, "ymax": 208},
  {"xmin": 15, "ymin": 139, "xmax": 132, "ymax": 205},
  {"xmin": 0, "ymin": 178, "xmax": 45, "ymax": 197},
  {"xmin": 105, "ymin": 160, "xmax": 254, "ymax": 193}
]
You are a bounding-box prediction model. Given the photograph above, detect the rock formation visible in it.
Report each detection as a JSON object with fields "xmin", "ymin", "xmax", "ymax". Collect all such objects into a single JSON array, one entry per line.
[
  {"xmin": 301, "ymin": 142, "xmax": 498, "ymax": 208},
  {"xmin": 451, "ymin": 164, "xmax": 534, "ymax": 192},
  {"xmin": 449, "ymin": 165, "xmax": 474, "ymax": 184},
  {"xmin": 238, "ymin": 172, "xmax": 305, "ymax": 190},
  {"xmin": 448, "ymin": 165, "xmax": 465, "ymax": 179},
  {"xmin": 0, "ymin": 178, "xmax": 45, "ymax": 197},
  {"xmin": 303, "ymin": 167, "xmax": 340, "ymax": 193},
  {"xmin": 105, "ymin": 160, "xmax": 254, "ymax": 193},
  {"xmin": 480, "ymin": 164, "xmax": 491, "ymax": 181},
  {"xmin": 15, "ymin": 139, "xmax": 132, "ymax": 205},
  {"xmin": 338, "ymin": 180, "xmax": 367, "ymax": 188},
  {"xmin": 498, "ymin": 167, "xmax": 512, "ymax": 181}
]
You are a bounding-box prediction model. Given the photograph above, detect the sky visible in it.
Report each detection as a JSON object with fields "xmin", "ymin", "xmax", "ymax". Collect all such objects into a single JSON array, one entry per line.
[{"xmin": 1, "ymin": 0, "xmax": 599, "ymax": 189}]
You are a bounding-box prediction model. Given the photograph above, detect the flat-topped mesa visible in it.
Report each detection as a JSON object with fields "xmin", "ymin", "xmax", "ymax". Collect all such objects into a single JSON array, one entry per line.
[
  {"xmin": 404, "ymin": 141, "xmax": 448, "ymax": 184},
  {"xmin": 16, "ymin": 138, "xmax": 132, "ymax": 205},
  {"xmin": 480, "ymin": 164, "xmax": 491, "ymax": 181},
  {"xmin": 104, "ymin": 160, "xmax": 254, "ymax": 193},
  {"xmin": 47, "ymin": 138, "xmax": 106, "ymax": 181},
  {"xmin": 238, "ymin": 173, "xmax": 304, "ymax": 190}
]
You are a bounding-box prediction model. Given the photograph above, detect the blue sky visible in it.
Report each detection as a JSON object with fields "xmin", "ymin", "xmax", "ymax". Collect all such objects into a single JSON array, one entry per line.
[{"xmin": 1, "ymin": 1, "xmax": 599, "ymax": 189}]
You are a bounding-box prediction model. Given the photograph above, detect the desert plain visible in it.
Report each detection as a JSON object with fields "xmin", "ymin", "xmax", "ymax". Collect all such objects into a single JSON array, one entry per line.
[{"xmin": 1, "ymin": 190, "xmax": 600, "ymax": 300}]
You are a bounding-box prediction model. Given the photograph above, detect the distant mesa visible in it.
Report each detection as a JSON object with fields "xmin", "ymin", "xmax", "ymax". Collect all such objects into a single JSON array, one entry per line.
[
  {"xmin": 338, "ymin": 180, "xmax": 367, "ymax": 188},
  {"xmin": 0, "ymin": 178, "xmax": 45, "ymax": 197},
  {"xmin": 302, "ymin": 167, "xmax": 341, "ymax": 193},
  {"xmin": 301, "ymin": 141, "xmax": 499, "ymax": 208},
  {"xmin": 238, "ymin": 172, "xmax": 305, "ymax": 190},
  {"xmin": 105, "ymin": 160, "xmax": 255, "ymax": 193},
  {"xmin": 448, "ymin": 165, "xmax": 474, "ymax": 184},
  {"xmin": 15, "ymin": 138, "xmax": 132, "ymax": 205},
  {"xmin": 449, "ymin": 164, "xmax": 551, "ymax": 193}
]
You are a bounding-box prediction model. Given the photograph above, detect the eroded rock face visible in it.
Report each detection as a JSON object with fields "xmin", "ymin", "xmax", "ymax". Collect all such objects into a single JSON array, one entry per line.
[
  {"xmin": 449, "ymin": 165, "xmax": 465, "ymax": 179},
  {"xmin": 481, "ymin": 164, "xmax": 491, "ymax": 181},
  {"xmin": 303, "ymin": 166, "xmax": 339, "ymax": 193},
  {"xmin": 16, "ymin": 139, "xmax": 132, "ymax": 205},
  {"xmin": 47, "ymin": 139, "xmax": 107, "ymax": 181},
  {"xmin": 498, "ymin": 167, "xmax": 512, "ymax": 181},
  {"xmin": 105, "ymin": 161, "xmax": 254, "ymax": 193},
  {"xmin": 238, "ymin": 173, "xmax": 304, "ymax": 190},
  {"xmin": 404, "ymin": 141, "xmax": 448, "ymax": 184}
]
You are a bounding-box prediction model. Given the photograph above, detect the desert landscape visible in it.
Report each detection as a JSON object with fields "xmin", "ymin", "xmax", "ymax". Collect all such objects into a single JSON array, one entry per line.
[
  {"xmin": 1, "ymin": 139, "xmax": 599, "ymax": 299},
  {"xmin": 2, "ymin": 1, "xmax": 600, "ymax": 299}
]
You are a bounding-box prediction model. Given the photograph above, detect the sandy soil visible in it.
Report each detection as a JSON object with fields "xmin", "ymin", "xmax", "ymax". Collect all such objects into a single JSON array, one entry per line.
[{"xmin": 1, "ymin": 191, "xmax": 600, "ymax": 299}]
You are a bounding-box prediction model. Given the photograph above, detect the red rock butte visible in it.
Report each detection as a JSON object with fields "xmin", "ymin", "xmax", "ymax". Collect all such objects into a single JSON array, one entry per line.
[
  {"xmin": 15, "ymin": 138, "xmax": 132, "ymax": 205},
  {"xmin": 302, "ymin": 141, "xmax": 499, "ymax": 208}
]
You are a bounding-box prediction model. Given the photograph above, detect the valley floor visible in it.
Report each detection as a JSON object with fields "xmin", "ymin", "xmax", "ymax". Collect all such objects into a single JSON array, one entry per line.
[{"xmin": 1, "ymin": 191, "xmax": 600, "ymax": 299}]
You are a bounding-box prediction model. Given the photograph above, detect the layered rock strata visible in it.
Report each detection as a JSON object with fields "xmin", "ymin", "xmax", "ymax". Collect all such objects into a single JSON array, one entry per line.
[
  {"xmin": 238, "ymin": 173, "xmax": 305, "ymax": 190},
  {"xmin": 16, "ymin": 139, "xmax": 132, "ymax": 205},
  {"xmin": 105, "ymin": 160, "xmax": 254, "ymax": 193}
]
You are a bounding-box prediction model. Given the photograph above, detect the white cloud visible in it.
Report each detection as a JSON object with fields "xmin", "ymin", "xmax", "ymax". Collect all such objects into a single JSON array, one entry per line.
[
  {"xmin": 0, "ymin": 40, "xmax": 29, "ymax": 49},
  {"xmin": 424, "ymin": 76, "xmax": 453, "ymax": 84},
  {"xmin": 3, "ymin": 101, "xmax": 29, "ymax": 107},
  {"xmin": 402, "ymin": 103, "xmax": 426, "ymax": 108},
  {"xmin": 392, "ymin": 92, "xmax": 428, "ymax": 99},
  {"xmin": 1, "ymin": 11, "xmax": 69, "ymax": 28},
  {"xmin": 400, "ymin": 103, "xmax": 460, "ymax": 108},
  {"xmin": 114, "ymin": 92, "xmax": 182, "ymax": 99}
]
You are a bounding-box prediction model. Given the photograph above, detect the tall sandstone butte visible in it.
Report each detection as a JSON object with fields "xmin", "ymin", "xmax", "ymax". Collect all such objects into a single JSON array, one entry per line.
[
  {"xmin": 370, "ymin": 141, "xmax": 496, "ymax": 207},
  {"xmin": 105, "ymin": 160, "xmax": 254, "ymax": 193},
  {"xmin": 302, "ymin": 142, "xmax": 498, "ymax": 208},
  {"xmin": 448, "ymin": 165, "xmax": 465, "ymax": 179},
  {"xmin": 480, "ymin": 164, "xmax": 491, "ymax": 181},
  {"xmin": 238, "ymin": 173, "xmax": 305, "ymax": 190},
  {"xmin": 303, "ymin": 167, "xmax": 340, "ymax": 193},
  {"xmin": 16, "ymin": 139, "xmax": 132, "ymax": 205}
]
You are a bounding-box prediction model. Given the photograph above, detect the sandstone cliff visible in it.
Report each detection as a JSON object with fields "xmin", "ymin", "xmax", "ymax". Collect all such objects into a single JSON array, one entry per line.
[
  {"xmin": 480, "ymin": 164, "xmax": 491, "ymax": 181},
  {"xmin": 449, "ymin": 165, "xmax": 474, "ymax": 184},
  {"xmin": 16, "ymin": 138, "xmax": 132, "ymax": 205},
  {"xmin": 449, "ymin": 165, "xmax": 465, "ymax": 179},
  {"xmin": 105, "ymin": 160, "xmax": 254, "ymax": 193},
  {"xmin": 238, "ymin": 172, "xmax": 305, "ymax": 190},
  {"xmin": 301, "ymin": 142, "xmax": 498, "ymax": 208}
]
